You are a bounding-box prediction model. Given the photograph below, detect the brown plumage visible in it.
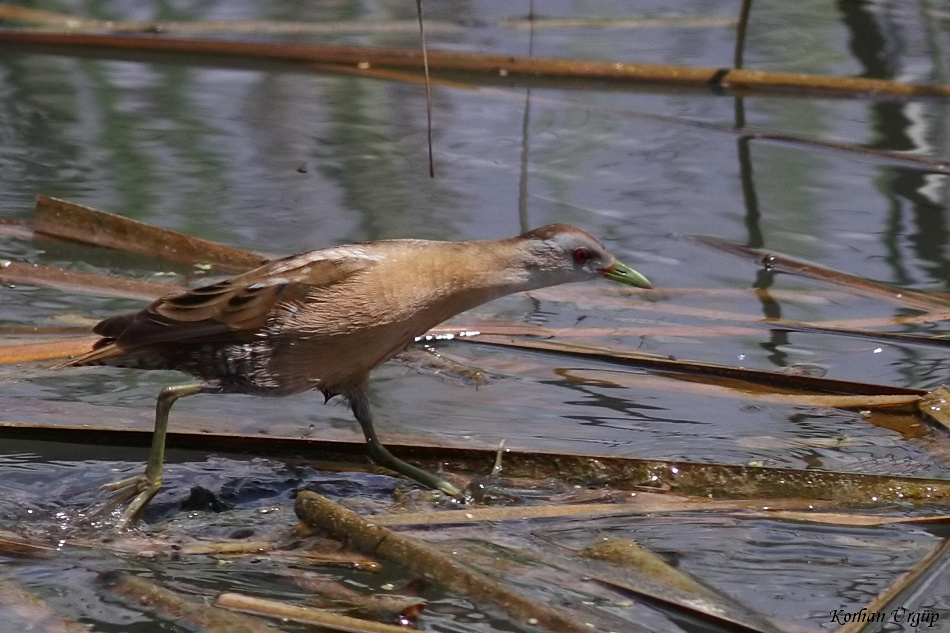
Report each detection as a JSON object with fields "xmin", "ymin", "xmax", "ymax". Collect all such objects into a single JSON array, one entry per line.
[{"xmin": 60, "ymin": 224, "xmax": 652, "ymax": 528}]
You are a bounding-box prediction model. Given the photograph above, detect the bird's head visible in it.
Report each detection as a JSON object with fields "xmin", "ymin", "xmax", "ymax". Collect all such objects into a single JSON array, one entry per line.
[{"xmin": 517, "ymin": 224, "xmax": 653, "ymax": 290}]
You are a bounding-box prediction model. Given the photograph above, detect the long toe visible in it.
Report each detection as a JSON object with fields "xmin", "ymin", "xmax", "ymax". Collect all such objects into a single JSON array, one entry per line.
[
  {"xmin": 99, "ymin": 473, "xmax": 149, "ymax": 496},
  {"xmin": 115, "ymin": 485, "xmax": 162, "ymax": 530},
  {"xmin": 86, "ymin": 474, "xmax": 160, "ymax": 528}
]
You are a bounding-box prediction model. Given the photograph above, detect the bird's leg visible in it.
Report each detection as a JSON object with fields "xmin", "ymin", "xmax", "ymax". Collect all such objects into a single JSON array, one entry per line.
[
  {"xmin": 349, "ymin": 391, "xmax": 465, "ymax": 499},
  {"xmin": 89, "ymin": 383, "xmax": 204, "ymax": 529}
]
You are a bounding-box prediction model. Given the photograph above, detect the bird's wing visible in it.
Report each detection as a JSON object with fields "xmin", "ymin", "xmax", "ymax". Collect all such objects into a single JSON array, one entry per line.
[{"xmin": 96, "ymin": 248, "xmax": 380, "ymax": 350}]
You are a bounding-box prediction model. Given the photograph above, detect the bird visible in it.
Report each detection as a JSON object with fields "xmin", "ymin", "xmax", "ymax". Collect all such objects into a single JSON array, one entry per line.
[{"xmin": 56, "ymin": 224, "xmax": 652, "ymax": 528}]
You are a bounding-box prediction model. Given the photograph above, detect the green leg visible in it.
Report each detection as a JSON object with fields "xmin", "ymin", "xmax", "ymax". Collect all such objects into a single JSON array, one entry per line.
[
  {"xmin": 349, "ymin": 391, "xmax": 465, "ymax": 499},
  {"xmin": 91, "ymin": 383, "xmax": 204, "ymax": 529}
]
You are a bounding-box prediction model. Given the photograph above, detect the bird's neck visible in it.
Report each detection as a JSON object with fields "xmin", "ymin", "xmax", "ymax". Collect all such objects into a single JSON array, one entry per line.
[{"xmin": 394, "ymin": 238, "xmax": 543, "ymax": 326}]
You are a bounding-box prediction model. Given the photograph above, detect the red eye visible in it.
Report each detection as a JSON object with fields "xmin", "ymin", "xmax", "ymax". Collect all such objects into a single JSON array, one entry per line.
[{"xmin": 572, "ymin": 247, "xmax": 592, "ymax": 264}]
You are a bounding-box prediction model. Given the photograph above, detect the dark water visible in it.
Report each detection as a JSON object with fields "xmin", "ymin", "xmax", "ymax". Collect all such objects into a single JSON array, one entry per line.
[{"xmin": 2, "ymin": 2, "xmax": 950, "ymax": 631}]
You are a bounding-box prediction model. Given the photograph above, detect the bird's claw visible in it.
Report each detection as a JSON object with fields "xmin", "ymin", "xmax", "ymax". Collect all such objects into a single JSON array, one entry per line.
[{"xmin": 86, "ymin": 473, "xmax": 161, "ymax": 530}]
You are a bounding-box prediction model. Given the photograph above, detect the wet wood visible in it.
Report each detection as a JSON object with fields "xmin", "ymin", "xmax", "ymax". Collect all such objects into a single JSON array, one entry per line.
[
  {"xmin": 0, "ymin": 336, "xmax": 99, "ymax": 364},
  {"xmin": 101, "ymin": 571, "xmax": 280, "ymax": 632},
  {"xmin": 286, "ymin": 574, "xmax": 425, "ymax": 621},
  {"xmin": 0, "ymin": 532, "xmax": 55, "ymax": 557},
  {"xmin": 693, "ymin": 236, "xmax": 950, "ymax": 312},
  {"xmin": 0, "ymin": 579, "xmax": 91, "ymax": 633},
  {"xmin": 581, "ymin": 538, "xmax": 783, "ymax": 633},
  {"xmin": 524, "ymin": 284, "xmax": 950, "ymax": 329},
  {"xmin": 561, "ymin": 369, "xmax": 922, "ymax": 409},
  {"xmin": 0, "ymin": 259, "xmax": 177, "ymax": 300},
  {"xmin": 920, "ymin": 386, "xmax": 950, "ymax": 432},
  {"xmin": 0, "ymin": 5, "xmax": 464, "ymax": 35},
  {"xmin": 465, "ymin": 334, "xmax": 926, "ymax": 396},
  {"xmin": 583, "ymin": 538, "xmax": 719, "ymax": 595},
  {"xmin": 368, "ymin": 494, "xmax": 833, "ymax": 527},
  {"xmin": 2, "ymin": 30, "xmax": 950, "ymax": 99},
  {"xmin": 836, "ymin": 537, "xmax": 950, "ymax": 633},
  {"xmin": 0, "ymin": 217, "xmax": 34, "ymax": 239},
  {"xmin": 295, "ymin": 490, "xmax": 598, "ymax": 633},
  {"xmin": 0, "ymin": 325, "xmax": 97, "ymax": 335},
  {"xmin": 1, "ymin": 401, "xmax": 949, "ymax": 506},
  {"xmin": 430, "ymin": 318, "xmax": 950, "ymax": 348},
  {"xmin": 0, "ymin": 6, "xmax": 732, "ymax": 34},
  {"xmin": 742, "ymin": 510, "xmax": 950, "ymax": 527},
  {"xmin": 33, "ymin": 195, "xmax": 267, "ymax": 272},
  {"xmin": 216, "ymin": 592, "xmax": 416, "ymax": 633},
  {"xmin": 177, "ymin": 540, "xmax": 273, "ymax": 556}
]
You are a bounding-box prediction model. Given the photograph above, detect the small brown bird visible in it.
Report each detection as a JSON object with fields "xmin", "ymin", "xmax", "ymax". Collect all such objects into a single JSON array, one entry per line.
[{"xmin": 58, "ymin": 224, "xmax": 652, "ymax": 528}]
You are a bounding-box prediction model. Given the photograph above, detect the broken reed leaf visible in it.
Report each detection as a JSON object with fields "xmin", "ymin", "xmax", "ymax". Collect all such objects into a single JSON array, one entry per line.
[
  {"xmin": 501, "ymin": 16, "xmax": 738, "ymax": 29},
  {"xmin": 33, "ymin": 195, "xmax": 267, "ymax": 272},
  {"xmin": 763, "ymin": 320, "xmax": 950, "ymax": 350},
  {"xmin": 0, "ymin": 324, "xmax": 98, "ymax": 335},
  {"xmin": 580, "ymin": 537, "xmax": 784, "ymax": 633},
  {"xmin": 428, "ymin": 322, "xmax": 766, "ymax": 339},
  {"xmin": 0, "ymin": 217, "xmax": 34, "ymax": 240},
  {"xmin": 3, "ymin": 403, "xmax": 949, "ymax": 507},
  {"xmin": 429, "ymin": 541, "xmax": 649, "ymax": 633},
  {"xmin": 253, "ymin": 549, "xmax": 381, "ymax": 571},
  {"xmin": 0, "ymin": 4, "xmax": 109, "ymax": 29},
  {"xmin": 294, "ymin": 491, "xmax": 599, "ymax": 633},
  {"xmin": 527, "ymin": 283, "xmax": 950, "ymax": 331},
  {"xmin": 100, "ymin": 571, "xmax": 279, "ymax": 632},
  {"xmin": 920, "ymin": 386, "xmax": 950, "ymax": 432},
  {"xmin": 2, "ymin": 31, "xmax": 950, "ymax": 99},
  {"xmin": 0, "ymin": 336, "xmax": 99, "ymax": 364},
  {"xmin": 834, "ymin": 537, "xmax": 950, "ymax": 633},
  {"xmin": 747, "ymin": 129, "xmax": 950, "ymax": 173},
  {"xmin": 0, "ymin": 532, "xmax": 55, "ymax": 557},
  {"xmin": 484, "ymin": 454, "xmax": 950, "ymax": 507},
  {"xmin": 742, "ymin": 510, "xmax": 950, "ymax": 527},
  {"xmin": 368, "ymin": 496, "xmax": 834, "ymax": 527},
  {"xmin": 616, "ymin": 300, "xmax": 950, "ymax": 349},
  {"xmin": 692, "ymin": 236, "xmax": 950, "ymax": 312},
  {"xmin": 582, "ymin": 537, "xmax": 718, "ymax": 592},
  {"xmin": 463, "ymin": 334, "xmax": 925, "ymax": 397},
  {"xmin": 0, "ymin": 259, "xmax": 176, "ymax": 301},
  {"xmin": 560, "ymin": 369, "xmax": 922, "ymax": 410},
  {"xmin": 0, "ymin": 5, "xmax": 733, "ymax": 34},
  {"xmin": 808, "ymin": 311, "xmax": 950, "ymax": 329},
  {"xmin": 216, "ymin": 593, "xmax": 415, "ymax": 633},
  {"xmin": 308, "ymin": 59, "xmax": 481, "ymax": 91},
  {"xmin": 0, "ymin": 5, "xmax": 463, "ymax": 35},
  {"xmin": 285, "ymin": 572, "xmax": 425, "ymax": 620},
  {"xmin": 432, "ymin": 320, "xmax": 950, "ymax": 345},
  {"xmin": 507, "ymin": 288, "xmax": 950, "ymax": 350},
  {"xmin": 60, "ymin": 526, "xmax": 383, "ymax": 570},
  {"xmin": 585, "ymin": 570, "xmax": 784, "ymax": 633},
  {"xmin": 177, "ymin": 541, "xmax": 272, "ymax": 556}
]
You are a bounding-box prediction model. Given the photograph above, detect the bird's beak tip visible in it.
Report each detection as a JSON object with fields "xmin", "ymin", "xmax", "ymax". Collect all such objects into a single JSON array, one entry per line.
[{"xmin": 603, "ymin": 261, "xmax": 652, "ymax": 289}]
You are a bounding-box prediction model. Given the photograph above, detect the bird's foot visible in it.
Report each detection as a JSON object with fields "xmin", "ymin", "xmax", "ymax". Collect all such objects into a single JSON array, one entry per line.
[
  {"xmin": 86, "ymin": 472, "xmax": 161, "ymax": 530},
  {"xmin": 465, "ymin": 441, "xmax": 522, "ymax": 504}
]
